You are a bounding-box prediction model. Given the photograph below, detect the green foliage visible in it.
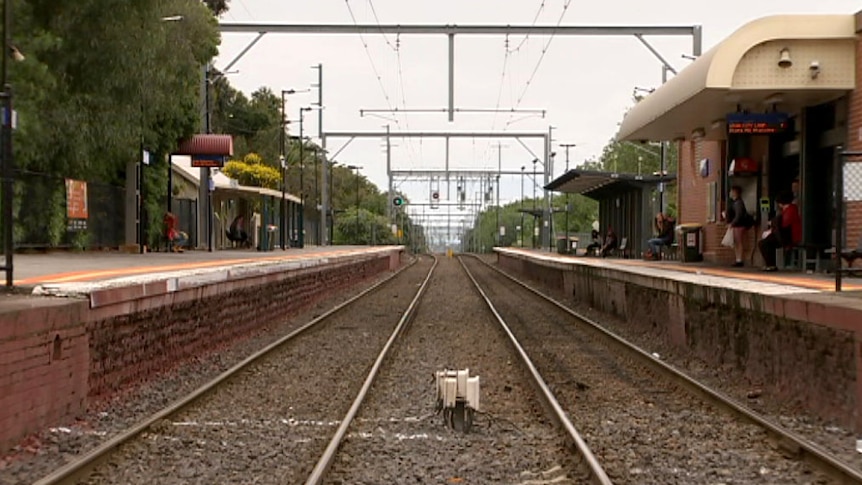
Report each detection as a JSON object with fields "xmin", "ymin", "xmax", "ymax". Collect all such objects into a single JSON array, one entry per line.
[
  {"xmin": 9, "ymin": 0, "xmax": 221, "ymax": 247},
  {"xmin": 222, "ymin": 153, "xmax": 281, "ymax": 190},
  {"xmin": 333, "ymin": 208, "xmax": 398, "ymax": 246}
]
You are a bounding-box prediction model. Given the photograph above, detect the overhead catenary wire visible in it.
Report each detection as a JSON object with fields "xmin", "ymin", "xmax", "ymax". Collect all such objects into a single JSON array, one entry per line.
[
  {"xmin": 507, "ymin": 0, "xmax": 546, "ymax": 54},
  {"xmin": 505, "ymin": 0, "xmax": 573, "ymax": 129},
  {"xmin": 344, "ymin": 0, "xmax": 400, "ymax": 128}
]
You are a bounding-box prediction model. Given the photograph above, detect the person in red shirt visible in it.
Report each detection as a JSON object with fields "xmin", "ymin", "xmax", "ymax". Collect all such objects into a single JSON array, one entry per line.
[
  {"xmin": 758, "ymin": 192, "xmax": 801, "ymax": 272},
  {"xmin": 163, "ymin": 212, "xmax": 188, "ymax": 253}
]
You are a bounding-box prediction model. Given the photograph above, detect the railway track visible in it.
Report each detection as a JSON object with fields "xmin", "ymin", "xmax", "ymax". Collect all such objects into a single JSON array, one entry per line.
[
  {"xmin": 462, "ymin": 254, "xmax": 862, "ymax": 484},
  {"xmin": 33, "ymin": 255, "xmax": 434, "ymax": 485},
  {"xmin": 317, "ymin": 255, "xmax": 597, "ymax": 484},
  {"xmin": 34, "ymin": 252, "xmax": 860, "ymax": 484}
]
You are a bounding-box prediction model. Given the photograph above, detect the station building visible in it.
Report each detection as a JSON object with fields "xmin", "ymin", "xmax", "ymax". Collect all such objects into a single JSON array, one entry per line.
[{"xmin": 618, "ymin": 12, "xmax": 862, "ymax": 266}]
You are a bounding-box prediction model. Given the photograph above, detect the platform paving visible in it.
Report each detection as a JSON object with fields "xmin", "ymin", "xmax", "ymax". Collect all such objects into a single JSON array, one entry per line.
[
  {"xmin": 0, "ymin": 245, "xmax": 400, "ymax": 305},
  {"xmin": 498, "ymin": 247, "xmax": 862, "ymax": 295}
]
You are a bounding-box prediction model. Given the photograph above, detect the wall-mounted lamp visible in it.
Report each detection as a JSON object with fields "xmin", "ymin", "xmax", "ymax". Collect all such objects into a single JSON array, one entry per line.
[
  {"xmin": 809, "ymin": 60, "xmax": 821, "ymax": 79},
  {"xmin": 778, "ymin": 48, "xmax": 792, "ymax": 68},
  {"xmin": 710, "ymin": 119, "xmax": 725, "ymax": 131},
  {"xmin": 691, "ymin": 128, "xmax": 706, "ymax": 140}
]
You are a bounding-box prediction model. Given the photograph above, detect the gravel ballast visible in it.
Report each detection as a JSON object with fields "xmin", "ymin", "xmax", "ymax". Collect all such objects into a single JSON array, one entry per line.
[
  {"xmin": 77, "ymin": 257, "xmax": 434, "ymax": 484},
  {"xmin": 489, "ymin": 256, "xmax": 862, "ymax": 475},
  {"xmin": 0, "ymin": 257, "xmax": 409, "ymax": 485},
  {"xmin": 325, "ymin": 257, "xmax": 577, "ymax": 484},
  {"xmin": 465, "ymin": 257, "xmax": 832, "ymax": 484}
]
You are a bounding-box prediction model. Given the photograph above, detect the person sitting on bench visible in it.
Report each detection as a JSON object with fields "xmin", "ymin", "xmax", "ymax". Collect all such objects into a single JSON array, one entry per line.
[
  {"xmin": 585, "ymin": 230, "xmax": 601, "ymax": 256},
  {"xmin": 163, "ymin": 212, "xmax": 188, "ymax": 253},
  {"xmin": 227, "ymin": 215, "xmax": 249, "ymax": 247},
  {"xmin": 645, "ymin": 212, "xmax": 675, "ymax": 260},
  {"xmin": 600, "ymin": 227, "xmax": 618, "ymax": 258},
  {"xmin": 758, "ymin": 192, "xmax": 801, "ymax": 272}
]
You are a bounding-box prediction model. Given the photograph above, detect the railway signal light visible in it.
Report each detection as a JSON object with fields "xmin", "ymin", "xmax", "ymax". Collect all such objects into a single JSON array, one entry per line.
[{"xmin": 392, "ymin": 196, "xmax": 404, "ymax": 207}]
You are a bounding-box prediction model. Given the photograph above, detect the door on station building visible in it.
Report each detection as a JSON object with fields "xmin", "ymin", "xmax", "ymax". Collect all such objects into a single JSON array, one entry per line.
[{"xmin": 801, "ymin": 100, "xmax": 845, "ymax": 247}]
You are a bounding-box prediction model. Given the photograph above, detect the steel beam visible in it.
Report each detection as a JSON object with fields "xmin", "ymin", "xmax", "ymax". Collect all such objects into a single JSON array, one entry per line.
[
  {"xmin": 219, "ymin": 23, "xmax": 699, "ymax": 36},
  {"xmin": 323, "ymin": 131, "xmax": 548, "ymax": 139},
  {"xmin": 361, "ymin": 107, "xmax": 546, "ymax": 116},
  {"xmin": 393, "ymin": 169, "xmax": 528, "ymax": 177}
]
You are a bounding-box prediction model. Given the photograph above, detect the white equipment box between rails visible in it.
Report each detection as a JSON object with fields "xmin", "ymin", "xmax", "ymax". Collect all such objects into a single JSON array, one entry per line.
[{"xmin": 435, "ymin": 368, "xmax": 480, "ymax": 432}]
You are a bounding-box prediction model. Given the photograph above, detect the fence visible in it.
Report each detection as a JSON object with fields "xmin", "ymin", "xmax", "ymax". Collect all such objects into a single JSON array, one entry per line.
[
  {"xmin": 835, "ymin": 149, "xmax": 862, "ymax": 291},
  {"xmin": 12, "ymin": 171, "xmax": 125, "ymax": 250}
]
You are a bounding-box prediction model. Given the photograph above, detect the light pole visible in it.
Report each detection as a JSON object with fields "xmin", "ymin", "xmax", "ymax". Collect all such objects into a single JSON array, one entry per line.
[
  {"xmin": 312, "ymin": 146, "xmax": 319, "ymax": 244},
  {"xmin": 532, "ymin": 158, "xmax": 538, "ymax": 249},
  {"xmin": 329, "ymin": 160, "xmax": 337, "ymax": 244},
  {"xmin": 560, "ymin": 143, "xmax": 576, "ymax": 245},
  {"xmin": 520, "ymin": 166, "xmax": 525, "ymax": 248},
  {"xmin": 0, "ymin": 0, "xmax": 21, "ymax": 286},
  {"xmin": 347, "ymin": 165, "xmax": 362, "ymax": 244},
  {"xmin": 298, "ymin": 106, "xmax": 313, "ymax": 248}
]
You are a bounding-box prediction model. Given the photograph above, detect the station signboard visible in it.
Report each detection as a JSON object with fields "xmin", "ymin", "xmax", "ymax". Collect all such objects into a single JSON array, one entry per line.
[{"xmin": 726, "ymin": 112, "xmax": 789, "ymax": 135}]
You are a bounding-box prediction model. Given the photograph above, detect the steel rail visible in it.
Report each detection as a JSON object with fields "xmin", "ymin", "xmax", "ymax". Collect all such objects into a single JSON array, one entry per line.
[
  {"xmin": 470, "ymin": 255, "xmax": 862, "ymax": 484},
  {"xmin": 34, "ymin": 255, "xmax": 421, "ymax": 485},
  {"xmin": 457, "ymin": 256, "xmax": 613, "ymax": 485},
  {"xmin": 305, "ymin": 255, "xmax": 438, "ymax": 484}
]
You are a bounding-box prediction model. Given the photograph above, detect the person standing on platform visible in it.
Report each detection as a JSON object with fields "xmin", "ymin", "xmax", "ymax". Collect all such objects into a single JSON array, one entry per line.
[{"xmin": 723, "ymin": 186, "xmax": 754, "ymax": 267}]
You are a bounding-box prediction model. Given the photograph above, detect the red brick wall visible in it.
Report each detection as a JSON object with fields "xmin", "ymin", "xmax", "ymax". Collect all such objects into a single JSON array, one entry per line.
[
  {"xmin": 846, "ymin": 35, "xmax": 862, "ymax": 262},
  {"xmin": 0, "ymin": 303, "xmax": 90, "ymax": 452},
  {"xmin": 677, "ymin": 139, "xmax": 745, "ymax": 264},
  {"xmin": 0, "ymin": 252, "xmax": 398, "ymax": 452}
]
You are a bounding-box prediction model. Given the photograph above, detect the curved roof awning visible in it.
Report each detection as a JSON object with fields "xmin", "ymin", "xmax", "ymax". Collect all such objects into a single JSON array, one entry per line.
[
  {"xmin": 618, "ymin": 15, "xmax": 856, "ymax": 142},
  {"xmin": 175, "ymin": 134, "xmax": 235, "ymax": 156},
  {"xmin": 546, "ymin": 169, "xmax": 676, "ymax": 199}
]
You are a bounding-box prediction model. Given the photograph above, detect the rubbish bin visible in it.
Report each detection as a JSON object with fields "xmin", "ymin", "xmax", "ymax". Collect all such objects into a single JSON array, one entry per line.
[
  {"xmin": 556, "ymin": 237, "xmax": 568, "ymax": 255},
  {"xmin": 677, "ymin": 223, "xmax": 703, "ymax": 262}
]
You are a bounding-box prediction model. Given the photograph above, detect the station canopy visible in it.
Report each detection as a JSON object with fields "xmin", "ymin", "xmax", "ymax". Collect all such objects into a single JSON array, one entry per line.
[
  {"xmin": 545, "ymin": 169, "xmax": 675, "ymax": 200},
  {"xmin": 175, "ymin": 134, "xmax": 234, "ymax": 156},
  {"xmin": 617, "ymin": 15, "xmax": 856, "ymax": 142}
]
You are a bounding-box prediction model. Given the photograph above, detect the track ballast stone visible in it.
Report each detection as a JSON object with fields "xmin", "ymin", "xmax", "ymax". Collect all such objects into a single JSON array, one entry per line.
[
  {"xmin": 465, "ymin": 257, "xmax": 832, "ymax": 485},
  {"xmin": 76, "ymin": 258, "xmax": 433, "ymax": 484},
  {"xmin": 325, "ymin": 257, "xmax": 578, "ymax": 484}
]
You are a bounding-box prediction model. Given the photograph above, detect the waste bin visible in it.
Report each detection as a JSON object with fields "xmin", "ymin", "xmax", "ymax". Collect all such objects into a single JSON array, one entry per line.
[
  {"xmin": 556, "ymin": 237, "xmax": 568, "ymax": 255},
  {"xmin": 677, "ymin": 223, "xmax": 703, "ymax": 262}
]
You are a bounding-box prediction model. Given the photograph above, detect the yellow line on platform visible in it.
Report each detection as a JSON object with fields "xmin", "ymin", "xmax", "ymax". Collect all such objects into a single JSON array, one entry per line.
[{"xmin": 15, "ymin": 249, "xmax": 368, "ymax": 285}]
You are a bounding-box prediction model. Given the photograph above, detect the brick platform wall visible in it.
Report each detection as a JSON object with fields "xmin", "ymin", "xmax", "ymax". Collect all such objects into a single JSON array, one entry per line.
[
  {"xmin": 0, "ymin": 251, "xmax": 398, "ymax": 452},
  {"xmin": 677, "ymin": 139, "xmax": 746, "ymax": 265},
  {"xmin": 498, "ymin": 252, "xmax": 859, "ymax": 429},
  {"xmin": 845, "ymin": 33, "xmax": 862, "ymax": 264},
  {"xmin": 0, "ymin": 303, "xmax": 90, "ymax": 452}
]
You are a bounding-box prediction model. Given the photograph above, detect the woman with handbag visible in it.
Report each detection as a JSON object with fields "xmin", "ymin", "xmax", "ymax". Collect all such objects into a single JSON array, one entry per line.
[{"xmin": 722, "ymin": 186, "xmax": 754, "ymax": 267}]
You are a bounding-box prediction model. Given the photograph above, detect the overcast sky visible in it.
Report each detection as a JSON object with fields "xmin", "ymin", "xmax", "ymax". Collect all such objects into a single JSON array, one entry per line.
[{"xmin": 214, "ymin": 0, "xmax": 859, "ymax": 222}]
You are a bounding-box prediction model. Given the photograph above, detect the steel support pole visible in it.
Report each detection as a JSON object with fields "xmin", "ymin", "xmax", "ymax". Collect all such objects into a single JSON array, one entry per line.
[
  {"xmin": 0, "ymin": 0, "xmax": 10, "ymax": 287},
  {"xmin": 386, "ymin": 124, "xmax": 392, "ymax": 222},
  {"xmin": 521, "ymin": 167, "xmax": 525, "ymax": 248},
  {"xmin": 659, "ymin": 66, "xmax": 669, "ymax": 214},
  {"xmin": 835, "ymin": 147, "xmax": 844, "ymax": 292},
  {"xmin": 280, "ymin": 90, "xmax": 286, "ymax": 250},
  {"xmin": 560, "ymin": 143, "xmax": 576, "ymax": 245},
  {"xmin": 299, "ymin": 111, "xmax": 305, "ymax": 248},
  {"xmin": 316, "ymin": 64, "xmax": 328, "ymax": 245},
  {"xmin": 448, "ymin": 33, "xmax": 455, "ymax": 122},
  {"xmin": 545, "ymin": 130, "xmax": 552, "ymax": 252},
  {"xmin": 201, "ymin": 63, "xmax": 213, "ymax": 252},
  {"xmin": 496, "ymin": 144, "xmax": 502, "ymax": 246}
]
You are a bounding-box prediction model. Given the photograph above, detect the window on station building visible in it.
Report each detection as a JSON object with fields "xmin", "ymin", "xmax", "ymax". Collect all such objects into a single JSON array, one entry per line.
[{"xmin": 707, "ymin": 181, "xmax": 717, "ymax": 222}]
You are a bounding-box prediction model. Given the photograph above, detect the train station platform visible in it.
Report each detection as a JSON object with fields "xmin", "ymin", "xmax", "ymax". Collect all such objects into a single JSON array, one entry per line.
[
  {"xmin": 494, "ymin": 247, "xmax": 862, "ymax": 431},
  {"xmin": 0, "ymin": 245, "xmax": 405, "ymax": 452}
]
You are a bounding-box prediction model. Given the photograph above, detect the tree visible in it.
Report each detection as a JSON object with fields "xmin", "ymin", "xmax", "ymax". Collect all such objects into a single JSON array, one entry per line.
[
  {"xmin": 203, "ymin": 0, "xmax": 230, "ymax": 16},
  {"xmin": 10, "ymin": 0, "xmax": 220, "ymax": 247},
  {"xmin": 222, "ymin": 153, "xmax": 281, "ymax": 190}
]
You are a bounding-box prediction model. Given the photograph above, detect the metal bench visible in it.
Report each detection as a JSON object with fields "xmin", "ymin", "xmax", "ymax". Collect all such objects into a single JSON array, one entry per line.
[{"xmin": 661, "ymin": 243, "xmax": 679, "ymax": 261}]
